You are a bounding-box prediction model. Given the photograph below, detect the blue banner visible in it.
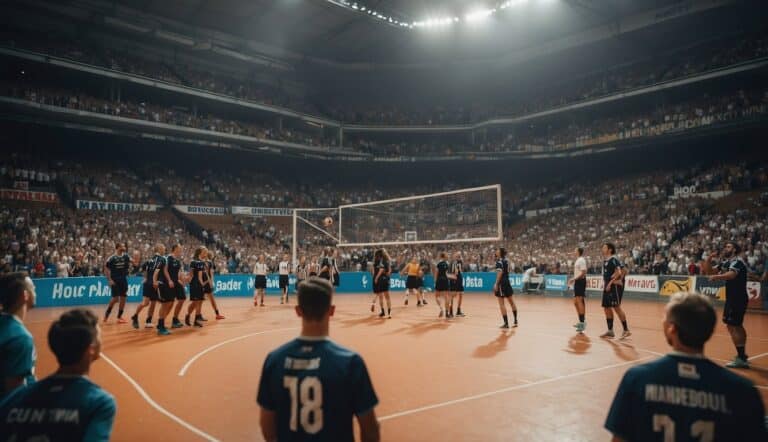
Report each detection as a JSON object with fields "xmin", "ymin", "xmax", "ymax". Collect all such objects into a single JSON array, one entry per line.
[
  {"xmin": 30, "ymin": 273, "xmax": 572, "ymax": 307},
  {"xmin": 543, "ymin": 274, "xmax": 569, "ymax": 291}
]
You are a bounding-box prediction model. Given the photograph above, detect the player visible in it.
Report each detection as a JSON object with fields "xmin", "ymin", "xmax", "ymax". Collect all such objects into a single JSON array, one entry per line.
[
  {"xmin": 279, "ymin": 253, "xmax": 291, "ymax": 305},
  {"xmin": 493, "ymin": 247, "xmax": 517, "ymax": 328},
  {"xmin": 131, "ymin": 244, "xmax": 164, "ymax": 329},
  {"xmin": 257, "ymin": 278, "xmax": 380, "ymax": 442},
  {"xmin": 434, "ymin": 252, "xmax": 451, "ymax": 319},
  {"xmin": 418, "ymin": 257, "xmax": 429, "ymax": 306},
  {"xmin": 185, "ymin": 246, "xmax": 207, "ymax": 328},
  {"xmin": 103, "ymin": 242, "xmax": 132, "ymax": 324},
  {"xmin": 319, "ymin": 247, "xmax": 335, "ymax": 284},
  {"xmin": 295, "ymin": 256, "xmax": 308, "ymax": 293},
  {"xmin": 0, "ymin": 309, "xmax": 116, "ymax": 441},
  {"xmin": 332, "ymin": 248, "xmax": 341, "ymax": 288},
  {"xmin": 522, "ymin": 266, "xmax": 537, "ymax": 293},
  {"xmin": 203, "ymin": 252, "xmax": 224, "ymax": 320},
  {"xmin": 403, "ymin": 256, "xmax": 421, "ymax": 306},
  {"xmin": 254, "ymin": 254, "xmax": 268, "ymax": 307},
  {"xmin": 450, "ymin": 252, "xmax": 465, "ymax": 317},
  {"xmin": 308, "ymin": 256, "xmax": 320, "ymax": 277},
  {"xmin": 605, "ymin": 293, "xmax": 766, "ymax": 441},
  {"xmin": 154, "ymin": 244, "xmax": 184, "ymax": 336},
  {"xmin": 0, "ymin": 273, "xmax": 36, "ymax": 400},
  {"xmin": 567, "ymin": 247, "xmax": 588, "ymax": 332},
  {"xmin": 168, "ymin": 245, "xmax": 188, "ymax": 328},
  {"xmin": 701, "ymin": 241, "xmax": 751, "ymax": 368},
  {"xmin": 374, "ymin": 248, "xmax": 392, "ymax": 318},
  {"xmin": 600, "ymin": 243, "xmax": 630, "ymax": 339}
]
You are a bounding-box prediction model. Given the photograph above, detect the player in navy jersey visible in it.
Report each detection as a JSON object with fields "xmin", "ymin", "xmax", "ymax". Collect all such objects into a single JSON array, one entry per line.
[
  {"xmin": 257, "ymin": 278, "xmax": 380, "ymax": 442},
  {"xmin": 450, "ymin": 252, "xmax": 466, "ymax": 317},
  {"xmin": 168, "ymin": 245, "xmax": 188, "ymax": 329},
  {"xmin": 131, "ymin": 244, "xmax": 164, "ymax": 329},
  {"xmin": 0, "ymin": 273, "xmax": 36, "ymax": 400},
  {"xmin": 203, "ymin": 253, "xmax": 224, "ymax": 320},
  {"xmin": 185, "ymin": 246, "xmax": 208, "ymax": 328},
  {"xmin": 103, "ymin": 242, "xmax": 133, "ymax": 324},
  {"xmin": 701, "ymin": 241, "xmax": 752, "ymax": 368},
  {"xmin": 605, "ymin": 292, "xmax": 766, "ymax": 441},
  {"xmin": 153, "ymin": 244, "xmax": 184, "ymax": 336},
  {"xmin": 0, "ymin": 308, "xmax": 116, "ymax": 441},
  {"xmin": 493, "ymin": 247, "xmax": 517, "ymax": 328},
  {"xmin": 373, "ymin": 249, "xmax": 392, "ymax": 318},
  {"xmin": 600, "ymin": 243, "xmax": 631, "ymax": 339},
  {"xmin": 434, "ymin": 252, "xmax": 451, "ymax": 318}
]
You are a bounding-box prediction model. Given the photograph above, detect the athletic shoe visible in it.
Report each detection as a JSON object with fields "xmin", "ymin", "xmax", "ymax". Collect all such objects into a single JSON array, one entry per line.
[
  {"xmin": 575, "ymin": 322, "xmax": 585, "ymax": 333},
  {"xmin": 620, "ymin": 330, "xmax": 632, "ymax": 340},
  {"xmin": 422, "ymin": 299, "xmax": 428, "ymax": 305},
  {"xmin": 600, "ymin": 330, "xmax": 615, "ymax": 338},
  {"xmin": 387, "ymin": 313, "xmax": 392, "ymax": 319},
  {"xmin": 456, "ymin": 311, "xmax": 465, "ymax": 317},
  {"xmin": 280, "ymin": 300, "xmax": 284, "ymax": 305},
  {"xmin": 417, "ymin": 301, "xmax": 422, "ymax": 307},
  {"xmin": 254, "ymin": 300, "xmax": 259, "ymax": 307},
  {"xmin": 215, "ymin": 314, "xmax": 225, "ymax": 320},
  {"xmin": 102, "ymin": 317, "xmax": 109, "ymax": 324},
  {"xmin": 200, "ymin": 316, "xmax": 209, "ymax": 322},
  {"xmin": 438, "ymin": 310, "xmax": 444, "ymax": 318},
  {"xmin": 132, "ymin": 317, "xmax": 139, "ymax": 329},
  {"xmin": 184, "ymin": 315, "xmax": 191, "ymax": 326},
  {"xmin": 378, "ymin": 311, "xmax": 385, "ymax": 318},
  {"xmin": 144, "ymin": 322, "xmax": 154, "ymax": 329},
  {"xmin": 157, "ymin": 328, "xmax": 171, "ymax": 336},
  {"xmin": 512, "ymin": 322, "xmax": 518, "ymax": 328},
  {"xmin": 194, "ymin": 320, "xmax": 204, "ymax": 328},
  {"xmin": 260, "ymin": 302, "xmax": 265, "ymax": 307},
  {"xmin": 171, "ymin": 319, "xmax": 183, "ymax": 329},
  {"xmin": 499, "ymin": 323, "xmax": 510, "ymax": 329},
  {"xmin": 725, "ymin": 356, "xmax": 750, "ymax": 369},
  {"xmin": 117, "ymin": 318, "xmax": 128, "ymax": 324}
]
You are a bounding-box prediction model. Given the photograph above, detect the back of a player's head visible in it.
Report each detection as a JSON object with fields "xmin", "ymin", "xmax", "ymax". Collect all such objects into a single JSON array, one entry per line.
[
  {"xmin": 0, "ymin": 272, "xmax": 33, "ymax": 312},
  {"xmin": 498, "ymin": 247, "xmax": 507, "ymax": 258},
  {"xmin": 48, "ymin": 309, "xmax": 100, "ymax": 366},
  {"xmin": 297, "ymin": 278, "xmax": 333, "ymax": 321},
  {"xmin": 665, "ymin": 293, "xmax": 716, "ymax": 350},
  {"xmin": 193, "ymin": 246, "xmax": 204, "ymax": 260},
  {"xmin": 576, "ymin": 247, "xmax": 584, "ymax": 256}
]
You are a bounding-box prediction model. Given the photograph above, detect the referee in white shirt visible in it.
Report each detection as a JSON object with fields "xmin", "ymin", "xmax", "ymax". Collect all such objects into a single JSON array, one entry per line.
[{"xmin": 568, "ymin": 247, "xmax": 588, "ymax": 332}]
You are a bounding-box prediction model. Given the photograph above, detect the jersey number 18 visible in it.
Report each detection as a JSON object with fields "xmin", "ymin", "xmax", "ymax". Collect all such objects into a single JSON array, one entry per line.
[{"xmin": 284, "ymin": 376, "xmax": 323, "ymax": 434}]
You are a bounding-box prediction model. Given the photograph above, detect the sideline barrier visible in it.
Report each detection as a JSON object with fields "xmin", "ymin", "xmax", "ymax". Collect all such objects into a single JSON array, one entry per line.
[{"xmin": 29, "ymin": 273, "xmax": 765, "ymax": 309}]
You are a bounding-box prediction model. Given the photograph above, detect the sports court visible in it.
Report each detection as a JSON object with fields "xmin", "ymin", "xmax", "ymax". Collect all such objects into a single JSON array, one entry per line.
[{"xmin": 22, "ymin": 294, "xmax": 768, "ymax": 441}]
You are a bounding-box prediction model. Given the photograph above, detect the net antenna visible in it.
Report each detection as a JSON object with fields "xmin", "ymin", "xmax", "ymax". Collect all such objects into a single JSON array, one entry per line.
[
  {"xmin": 291, "ymin": 208, "xmax": 340, "ymax": 267},
  {"xmin": 337, "ymin": 184, "xmax": 502, "ymax": 247}
]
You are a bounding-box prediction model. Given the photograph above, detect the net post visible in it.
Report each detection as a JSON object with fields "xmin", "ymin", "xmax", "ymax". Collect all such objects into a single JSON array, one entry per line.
[
  {"xmin": 292, "ymin": 209, "xmax": 298, "ymax": 269},
  {"xmin": 496, "ymin": 184, "xmax": 502, "ymax": 241}
]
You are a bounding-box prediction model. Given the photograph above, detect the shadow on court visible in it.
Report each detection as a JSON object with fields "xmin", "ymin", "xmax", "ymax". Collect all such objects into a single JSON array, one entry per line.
[
  {"xmin": 565, "ymin": 333, "xmax": 592, "ymax": 355},
  {"xmin": 472, "ymin": 331, "xmax": 514, "ymax": 358}
]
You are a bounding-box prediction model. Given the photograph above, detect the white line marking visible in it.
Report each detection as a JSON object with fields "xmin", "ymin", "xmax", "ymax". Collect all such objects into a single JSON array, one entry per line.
[
  {"xmin": 756, "ymin": 385, "xmax": 768, "ymax": 391},
  {"xmin": 178, "ymin": 327, "xmax": 296, "ymax": 376},
  {"xmin": 748, "ymin": 352, "xmax": 768, "ymax": 362},
  {"xmin": 101, "ymin": 352, "xmax": 219, "ymax": 442},
  {"xmin": 379, "ymin": 356, "xmax": 653, "ymax": 421}
]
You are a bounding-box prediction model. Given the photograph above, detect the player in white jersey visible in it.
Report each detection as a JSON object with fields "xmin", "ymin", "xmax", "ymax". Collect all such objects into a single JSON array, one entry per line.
[
  {"xmin": 567, "ymin": 247, "xmax": 588, "ymax": 332},
  {"xmin": 253, "ymin": 254, "xmax": 269, "ymax": 307},
  {"xmin": 278, "ymin": 254, "xmax": 291, "ymax": 304}
]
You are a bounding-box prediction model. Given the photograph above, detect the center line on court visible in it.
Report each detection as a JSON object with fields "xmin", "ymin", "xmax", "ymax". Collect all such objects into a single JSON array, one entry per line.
[
  {"xmin": 178, "ymin": 327, "xmax": 296, "ymax": 376},
  {"xmin": 101, "ymin": 353, "xmax": 219, "ymax": 442},
  {"xmin": 379, "ymin": 356, "xmax": 653, "ymax": 421}
]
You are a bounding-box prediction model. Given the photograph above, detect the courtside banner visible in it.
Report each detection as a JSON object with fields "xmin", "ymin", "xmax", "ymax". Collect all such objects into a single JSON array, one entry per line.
[
  {"xmin": 658, "ymin": 276, "xmax": 696, "ymax": 295},
  {"xmin": 586, "ymin": 276, "xmax": 604, "ymax": 291},
  {"xmin": 231, "ymin": 206, "xmax": 294, "ymax": 217},
  {"xmin": 694, "ymin": 277, "xmax": 725, "ymax": 301},
  {"xmin": 0, "ymin": 188, "xmax": 57, "ymax": 203},
  {"xmin": 173, "ymin": 205, "xmax": 230, "ymax": 216},
  {"xmin": 624, "ymin": 275, "xmax": 659, "ymax": 293},
  {"xmin": 544, "ymin": 275, "xmax": 568, "ymax": 291},
  {"xmin": 76, "ymin": 200, "xmax": 163, "ymax": 212},
  {"xmin": 747, "ymin": 281, "xmax": 762, "ymax": 309},
  {"xmin": 32, "ymin": 276, "xmax": 145, "ymax": 307}
]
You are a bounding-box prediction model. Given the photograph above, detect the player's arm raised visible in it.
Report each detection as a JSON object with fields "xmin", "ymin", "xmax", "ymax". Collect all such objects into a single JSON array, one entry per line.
[{"xmin": 699, "ymin": 251, "xmax": 719, "ymax": 275}]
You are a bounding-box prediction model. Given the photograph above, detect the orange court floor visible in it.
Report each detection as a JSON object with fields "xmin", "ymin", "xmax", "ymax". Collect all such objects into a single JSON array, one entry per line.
[{"xmin": 22, "ymin": 293, "xmax": 768, "ymax": 442}]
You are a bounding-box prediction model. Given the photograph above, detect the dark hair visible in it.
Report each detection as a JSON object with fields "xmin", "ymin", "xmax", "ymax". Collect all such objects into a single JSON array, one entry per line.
[
  {"xmin": 115, "ymin": 242, "xmax": 125, "ymax": 250},
  {"xmin": 576, "ymin": 247, "xmax": 584, "ymax": 256},
  {"xmin": 0, "ymin": 272, "xmax": 29, "ymax": 310},
  {"xmin": 48, "ymin": 309, "xmax": 99, "ymax": 366},
  {"xmin": 498, "ymin": 247, "xmax": 507, "ymax": 258},
  {"xmin": 193, "ymin": 246, "xmax": 205, "ymax": 260},
  {"xmin": 604, "ymin": 243, "xmax": 616, "ymax": 254},
  {"xmin": 666, "ymin": 293, "xmax": 716, "ymax": 350},
  {"xmin": 297, "ymin": 278, "xmax": 333, "ymax": 321},
  {"xmin": 171, "ymin": 243, "xmax": 181, "ymax": 252},
  {"xmin": 725, "ymin": 241, "xmax": 741, "ymax": 254}
]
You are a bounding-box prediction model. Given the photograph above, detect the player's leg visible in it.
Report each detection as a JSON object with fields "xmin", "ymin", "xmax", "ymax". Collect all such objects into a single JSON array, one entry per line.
[
  {"xmin": 156, "ymin": 287, "xmax": 174, "ymax": 335},
  {"xmin": 573, "ymin": 296, "xmax": 586, "ymax": 331},
  {"xmin": 253, "ymin": 287, "xmax": 259, "ymax": 307},
  {"xmin": 600, "ymin": 287, "xmax": 616, "ymax": 338},
  {"xmin": 208, "ymin": 291, "xmax": 223, "ymax": 319},
  {"xmin": 370, "ymin": 292, "xmax": 379, "ymax": 313},
  {"xmin": 497, "ymin": 295, "xmax": 509, "ymax": 328},
  {"xmin": 116, "ymin": 290, "xmax": 128, "ymax": 323},
  {"xmin": 613, "ymin": 305, "xmax": 630, "ymax": 339},
  {"xmin": 436, "ymin": 291, "xmax": 445, "ymax": 318},
  {"xmin": 456, "ymin": 290, "xmax": 464, "ymax": 316},
  {"xmin": 146, "ymin": 300, "xmax": 157, "ymax": 328},
  {"xmin": 172, "ymin": 286, "xmax": 186, "ymax": 328},
  {"xmin": 384, "ymin": 291, "xmax": 392, "ymax": 318},
  {"xmin": 506, "ymin": 295, "xmax": 518, "ymax": 326},
  {"xmin": 103, "ymin": 295, "xmax": 119, "ymax": 322},
  {"xmin": 404, "ymin": 287, "xmax": 410, "ymax": 306},
  {"xmin": 132, "ymin": 297, "xmax": 150, "ymax": 329},
  {"xmin": 724, "ymin": 297, "xmax": 749, "ymax": 368}
]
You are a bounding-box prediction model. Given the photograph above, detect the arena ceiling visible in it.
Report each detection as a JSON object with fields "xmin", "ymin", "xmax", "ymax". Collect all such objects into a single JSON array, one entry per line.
[{"xmin": 91, "ymin": 0, "xmax": 694, "ymax": 64}]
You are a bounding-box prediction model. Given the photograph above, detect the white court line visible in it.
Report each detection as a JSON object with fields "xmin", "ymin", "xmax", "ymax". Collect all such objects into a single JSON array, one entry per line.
[
  {"xmin": 101, "ymin": 353, "xmax": 219, "ymax": 442},
  {"xmin": 379, "ymin": 356, "xmax": 653, "ymax": 422},
  {"xmin": 178, "ymin": 327, "xmax": 296, "ymax": 376},
  {"xmin": 748, "ymin": 351, "xmax": 768, "ymax": 362}
]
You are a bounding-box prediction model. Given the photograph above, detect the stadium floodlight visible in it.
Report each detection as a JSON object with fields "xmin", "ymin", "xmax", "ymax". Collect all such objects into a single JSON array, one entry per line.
[{"xmin": 465, "ymin": 8, "xmax": 496, "ymax": 22}]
